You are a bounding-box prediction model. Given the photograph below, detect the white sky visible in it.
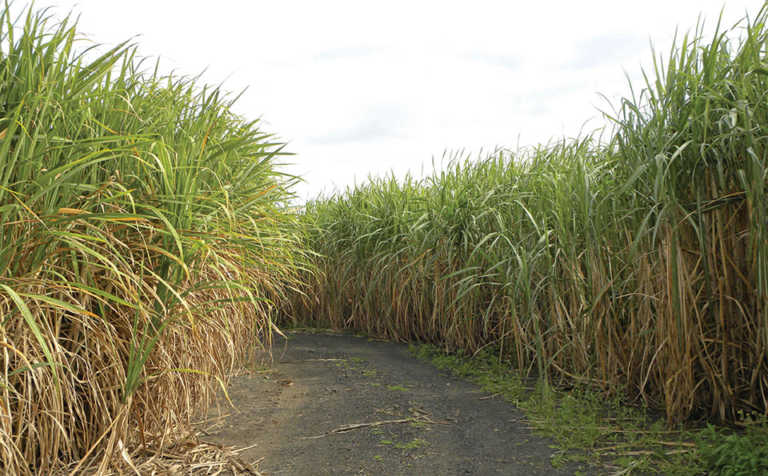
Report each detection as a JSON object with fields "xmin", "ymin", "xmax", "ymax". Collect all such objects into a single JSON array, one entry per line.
[{"xmin": 33, "ymin": 1, "xmax": 762, "ymax": 200}]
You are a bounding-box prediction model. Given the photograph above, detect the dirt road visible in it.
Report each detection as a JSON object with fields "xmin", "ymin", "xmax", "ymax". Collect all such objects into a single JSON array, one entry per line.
[{"xmin": 202, "ymin": 331, "xmax": 588, "ymax": 475}]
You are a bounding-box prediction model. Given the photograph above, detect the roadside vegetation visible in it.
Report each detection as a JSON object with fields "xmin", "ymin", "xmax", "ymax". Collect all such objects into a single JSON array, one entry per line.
[
  {"xmin": 413, "ymin": 342, "xmax": 768, "ymax": 474},
  {"xmin": 4, "ymin": 0, "xmax": 768, "ymax": 474},
  {"xmin": 0, "ymin": 5, "xmax": 305, "ymax": 474},
  {"xmin": 288, "ymin": 4, "xmax": 768, "ymax": 474}
]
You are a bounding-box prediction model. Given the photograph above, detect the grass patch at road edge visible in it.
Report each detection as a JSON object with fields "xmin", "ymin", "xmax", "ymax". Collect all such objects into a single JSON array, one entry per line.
[{"xmin": 410, "ymin": 343, "xmax": 768, "ymax": 475}]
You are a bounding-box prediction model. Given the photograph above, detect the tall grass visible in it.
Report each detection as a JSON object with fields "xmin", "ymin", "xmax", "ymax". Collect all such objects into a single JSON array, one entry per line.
[
  {"xmin": 291, "ymin": 4, "xmax": 768, "ymax": 425},
  {"xmin": 0, "ymin": 5, "xmax": 305, "ymax": 474}
]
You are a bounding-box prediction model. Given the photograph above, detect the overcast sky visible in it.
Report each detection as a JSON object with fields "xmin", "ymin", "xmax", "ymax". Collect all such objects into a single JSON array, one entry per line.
[{"xmin": 34, "ymin": 1, "xmax": 761, "ymax": 200}]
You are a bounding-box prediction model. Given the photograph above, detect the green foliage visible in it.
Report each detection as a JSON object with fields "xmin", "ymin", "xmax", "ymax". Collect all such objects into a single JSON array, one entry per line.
[
  {"xmin": 413, "ymin": 344, "xmax": 528, "ymax": 403},
  {"xmin": 698, "ymin": 421, "xmax": 768, "ymax": 475}
]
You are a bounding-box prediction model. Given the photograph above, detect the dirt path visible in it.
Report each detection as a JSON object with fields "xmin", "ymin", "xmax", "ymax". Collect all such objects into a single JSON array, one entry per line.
[{"xmin": 202, "ymin": 331, "xmax": 589, "ymax": 475}]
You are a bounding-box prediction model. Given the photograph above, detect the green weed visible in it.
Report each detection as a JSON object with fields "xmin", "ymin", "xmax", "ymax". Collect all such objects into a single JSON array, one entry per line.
[
  {"xmin": 387, "ymin": 385, "xmax": 408, "ymax": 392},
  {"xmin": 412, "ymin": 343, "xmax": 717, "ymax": 474},
  {"xmin": 698, "ymin": 418, "xmax": 768, "ymax": 475},
  {"xmin": 395, "ymin": 438, "xmax": 429, "ymax": 450}
]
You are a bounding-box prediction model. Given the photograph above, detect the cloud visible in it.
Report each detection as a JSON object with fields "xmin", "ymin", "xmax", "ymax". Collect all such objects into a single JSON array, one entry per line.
[
  {"xmin": 307, "ymin": 105, "xmax": 408, "ymax": 145},
  {"xmin": 569, "ymin": 33, "xmax": 646, "ymax": 69},
  {"xmin": 465, "ymin": 52, "xmax": 520, "ymax": 71},
  {"xmin": 314, "ymin": 46, "xmax": 385, "ymax": 61}
]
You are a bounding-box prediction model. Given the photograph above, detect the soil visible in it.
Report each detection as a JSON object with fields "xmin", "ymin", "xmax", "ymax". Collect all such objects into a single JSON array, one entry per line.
[{"xmin": 201, "ymin": 331, "xmax": 590, "ymax": 475}]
